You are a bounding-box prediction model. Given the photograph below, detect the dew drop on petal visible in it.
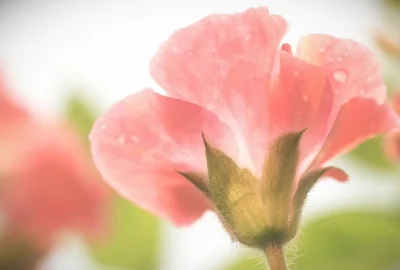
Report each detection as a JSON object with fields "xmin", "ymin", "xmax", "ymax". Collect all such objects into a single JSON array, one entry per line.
[
  {"xmin": 318, "ymin": 47, "xmax": 326, "ymax": 53},
  {"xmin": 172, "ymin": 46, "xmax": 179, "ymax": 53},
  {"xmin": 332, "ymin": 70, "xmax": 348, "ymax": 84},
  {"xmin": 245, "ymin": 35, "xmax": 251, "ymax": 41},
  {"xmin": 100, "ymin": 124, "xmax": 106, "ymax": 130},
  {"xmin": 117, "ymin": 135, "xmax": 125, "ymax": 144},
  {"xmin": 131, "ymin": 135, "xmax": 139, "ymax": 143},
  {"xmin": 360, "ymin": 88, "xmax": 365, "ymax": 95},
  {"xmin": 337, "ymin": 57, "xmax": 343, "ymax": 62},
  {"xmin": 293, "ymin": 70, "xmax": 301, "ymax": 77}
]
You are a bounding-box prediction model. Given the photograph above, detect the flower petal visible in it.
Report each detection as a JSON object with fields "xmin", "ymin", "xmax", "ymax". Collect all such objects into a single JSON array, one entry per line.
[
  {"xmin": 390, "ymin": 92, "xmax": 400, "ymax": 115},
  {"xmin": 2, "ymin": 124, "xmax": 107, "ymax": 241},
  {"xmin": 297, "ymin": 34, "xmax": 386, "ymax": 110},
  {"xmin": 0, "ymin": 78, "xmax": 29, "ymax": 127},
  {"xmin": 320, "ymin": 166, "xmax": 349, "ymax": 182},
  {"xmin": 269, "ymin": 52, "xmax": 333, "ymax": 172},
  {"xmin": 383, "ymin": 93, "xmax": 400, "ymax": 163},
  {"xmin": 150, "ymin": 7, "xmax": 286, "ymax": 171},
  {"xmin": 312, "ymin": 98, "xmax": 400, "ymax": 168},
  {"xmin": 90, "ymin": 89, "xmax": 237, "ymax": 225},
  {"xmin": 384, "ymin": 131, "xmax": 400, "ymax": 163}
]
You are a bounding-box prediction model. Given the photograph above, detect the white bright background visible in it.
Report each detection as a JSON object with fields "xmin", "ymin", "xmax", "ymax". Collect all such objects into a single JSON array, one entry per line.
[{"xmin": 0, "ymin": 1, "xmax": 398, "ymax": 270}]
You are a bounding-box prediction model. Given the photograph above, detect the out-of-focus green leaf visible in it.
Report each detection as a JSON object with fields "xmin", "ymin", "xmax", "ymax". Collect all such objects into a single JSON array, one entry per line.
[
  {"xmin": 347, "ymin": 137, "xmax": 396, "ymax": 172},
  {"xmin": 385, "ymin": 0, "xmax": 400, "ymax": 9},
  {"xmin": 91, "ymin": 196, "xmax": 161, "ymax": 270},
  {"xmin": 64, "ymin": 92, "xmax": 98, "ymax": 140},
  {"xmin": 224, "ymin": 254, "xmax": 265, "ymax": 270},
  {"xmin": 292, "ymin": 211, "xmax": 400, "ymax": 270}
]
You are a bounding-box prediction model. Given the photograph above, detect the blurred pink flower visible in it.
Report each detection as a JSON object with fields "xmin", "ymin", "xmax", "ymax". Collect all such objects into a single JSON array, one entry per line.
[
  {"xmin": 0, "ymin": 77, "xmax": 108, "ymax": 244},
  {"xmin": 90, "ymin": 7, "xmax": 400, "ymax": 226},
  {"xmin": 384, "ymin": 93, "xmax": 400, "ymax": 162}
]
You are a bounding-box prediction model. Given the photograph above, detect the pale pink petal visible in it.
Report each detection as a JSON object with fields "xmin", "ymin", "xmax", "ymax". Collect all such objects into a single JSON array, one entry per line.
[
  {"xmin": 2, "ymin": 124, "xmax": 107, "ymax": 241},
  {"xmin": 269, "ymin": 51, "xmax": 333, "ymax": 172},
  {"xmin": 90, "ymin": 89, "xmax": 237, "ymax": 225},
  {"xmin": 281, "ymin": 43, "xmax": 293, "ymax": 54},
  {"xmin": 297, "ymin": 34, "xmax": 386, "ymax": 112},
  {"xmin": 0, "ymin": 78, "xmax": 29, "ymax": 127},
  {"xmin": 383, "ymin": 93, "xmax": 400, "ymax": 162},
  {"xmin": 216, "ymin": 59, "xmax": 270, "ymax": 173},
  {"xmin": 390, "ymin": 92, "xmax": 400, "ymax": 115},
  {"xmin": 0, "ymin": 77, "xmax": 33, "ymax": 169},
  {"xmin": 383, "ymin": 131, "xmax": 400, "ymax": 162},
  {"xmin": 312, "ymin": 98, "xmax": 400, "ymax": 168},
  {"xmin": 150, "ymin": 7, "xmax": 286, "ymax": 171}
]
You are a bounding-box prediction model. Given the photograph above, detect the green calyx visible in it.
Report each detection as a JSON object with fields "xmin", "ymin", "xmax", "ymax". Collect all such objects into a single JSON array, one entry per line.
[
  {"xmin": 260, "ymin": 130, "xmax": 305, "ymax": 232},
  {"xmin": 203, "ymin": 133, "xmax": 268, "ymax": 247},
  {"xmin": 180, "ymin": 131, "xmax": 336, "ymax": 249}
]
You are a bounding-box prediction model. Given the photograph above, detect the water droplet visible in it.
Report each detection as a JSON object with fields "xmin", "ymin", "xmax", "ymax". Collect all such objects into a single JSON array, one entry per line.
[
  {"xmin": 293, "ymin": 70, "xmax": 301, "ymax": 77},
  {"xmin": 211, "ymin": 47, "xmax": 216, "ymax": 53},
  {"xmin": 172, "ymin": 46, "xmax": 179, "ymax": 53},
  {"xmin": 131, "ymin": 136, "xmax": 139, "ymax": 143},
  {"xmin": 332, "ymin": 70, "xmax": 348, "ymax": 84},
  {"xmin": 188, "ymin": 52, "xmax": 194, "ymax": 56},
  {"xmin": 343, "ymin": 52, "xmax": 349, "ymax": 58},
  {"xmin": 117, "ymin": 135, "xmax": 125, "ymax": 144},
  {"xmin": 366, "ymin": 76, "xmax": 372, "ymax": 82},
  {"xmin": 245, "ymin": 35, "xmax": 251, "ymax": 41},
  {"xmin": 303, "ymin": 94, "xmax": 308, "ymax": 101},
  {"xmin": 327, "ymin": 56, "xmax": 334, "ymax": 62},
  {"xmin": 337, "ymin": 57, "xmax": 343, "ymax": 62},
  {"xmin": 100, "ymin": 124, "xmax": 106, "ymax": 130},
  {"xmin": 360, "ymin": 88, "xmax": 365, "ymax": 95},
  {"xmin": 318, "ymin": 47, "xmax": 326, "ymax": 53}
]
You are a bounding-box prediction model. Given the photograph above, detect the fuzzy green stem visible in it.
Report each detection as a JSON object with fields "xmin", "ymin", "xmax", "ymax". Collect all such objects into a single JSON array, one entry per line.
[{"xmin": 265, "ymin": 244, "xmax": 287, "ymax": 270}]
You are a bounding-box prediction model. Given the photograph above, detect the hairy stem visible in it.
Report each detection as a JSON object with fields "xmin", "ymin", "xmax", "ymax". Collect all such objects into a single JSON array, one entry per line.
[{"xmin": 265, "ymin": 244, "xmax": 287, "ymax": 270}]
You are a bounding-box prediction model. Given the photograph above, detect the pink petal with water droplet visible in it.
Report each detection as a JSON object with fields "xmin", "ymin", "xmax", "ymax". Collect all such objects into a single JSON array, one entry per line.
[
  {"xmin": 90, "ymin": 89, "xmax": 237, "ymax": 225},
  {"xmin": 215, "ymin": 58, "xmax": 270, "ymax": 173},
  {"xmin": 269, "ymin": 51, "xmax": 334, "ymax": 172},
  {"xmin": 312, "ymin": 98, "xmax": 400, "ymax": 168},
  {"xmin": 150, "ymin": 7, "xmax": 286, "ymax": 172},
  {"xmin": 297, "ymin": 34, "xmax": 386, "ymax": 111}
]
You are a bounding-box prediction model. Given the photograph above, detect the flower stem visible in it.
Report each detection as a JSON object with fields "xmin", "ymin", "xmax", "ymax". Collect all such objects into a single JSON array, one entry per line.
[{"xmin": 265, "ymin": 244, "xmax": 287, "ymax": 270}]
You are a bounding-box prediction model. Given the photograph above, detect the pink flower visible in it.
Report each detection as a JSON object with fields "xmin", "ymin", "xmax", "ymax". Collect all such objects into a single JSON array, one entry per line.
[
  {"xmin": 384, "ymin": 93, "xmax": 400, "ymax": 162},
  {"xmin": 90, "ymin": 7, "xmax": 400, "ymax": 227},
  {"xmin": 0, "ymin": 77, "xmax": 108, "ymax": 244}
]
